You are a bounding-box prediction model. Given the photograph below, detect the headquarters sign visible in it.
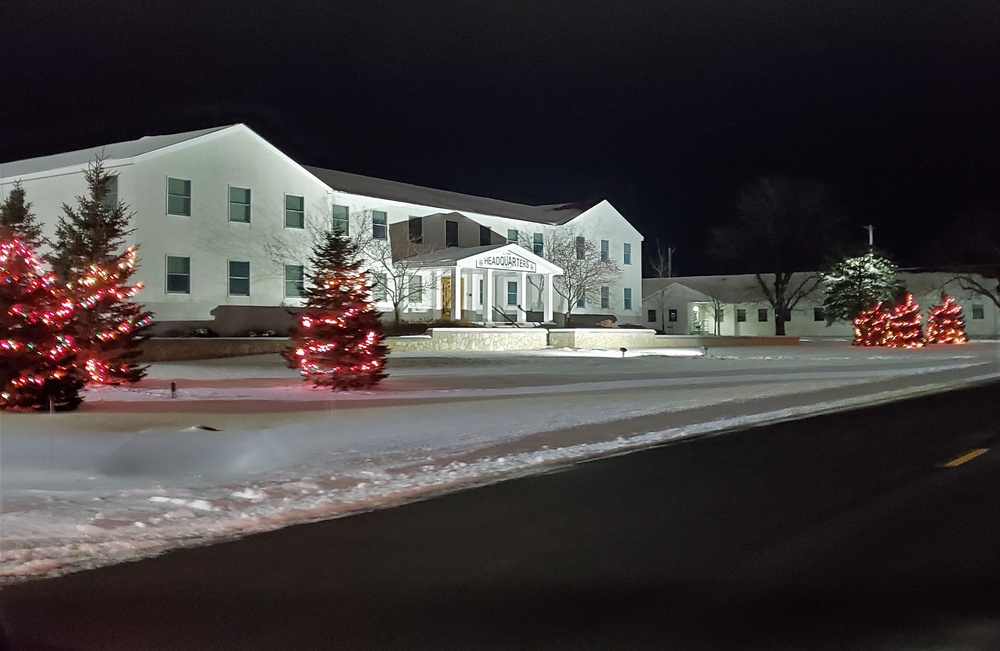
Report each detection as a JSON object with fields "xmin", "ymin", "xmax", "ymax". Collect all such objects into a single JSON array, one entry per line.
[{"xmin": 474, "ymin": 251, "xmax": 536, "ymax": 273}]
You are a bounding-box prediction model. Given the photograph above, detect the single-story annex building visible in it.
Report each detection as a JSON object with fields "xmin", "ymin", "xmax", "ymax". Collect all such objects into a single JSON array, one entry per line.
[
  {"xmin": 642, "ymin": 272, "xmax": 1000, "ymax": 338},
  {"xmin": 0, "ymin": 124, "xmax": 644, "ymax": 334}
]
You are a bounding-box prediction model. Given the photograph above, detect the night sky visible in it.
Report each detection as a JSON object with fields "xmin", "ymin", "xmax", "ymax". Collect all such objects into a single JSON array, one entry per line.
[{"xmin": 2, "ymin": 1, "xmax": 998, "ymax": 274}]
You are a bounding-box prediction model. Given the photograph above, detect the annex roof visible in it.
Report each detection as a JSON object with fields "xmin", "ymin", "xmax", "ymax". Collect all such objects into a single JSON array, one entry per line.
[
  {"xmin": 304, "ymin": 165, "xmax": 590, "ymax": 225},
  {"xmin": 0, "ymin": 125, "xmax": 234, "ymax": 179},
  {"xmin": 643, "ymin": 273, "xmax": 825, "ymax": 303}
]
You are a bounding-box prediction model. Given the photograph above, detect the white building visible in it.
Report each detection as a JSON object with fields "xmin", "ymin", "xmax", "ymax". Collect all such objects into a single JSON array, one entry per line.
[
  {"xmin": 642, "ymin": 272, "xmax": 1000, "ymax": 338},
  {"xmin": 0, "ymin": 124, "xmax": 643, "ymax": 334}
]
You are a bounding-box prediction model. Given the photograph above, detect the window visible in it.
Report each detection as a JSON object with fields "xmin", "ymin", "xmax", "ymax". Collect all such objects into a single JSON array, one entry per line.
[
  {"xmin": 332, "ymin": 204, "xmax": 349, "ymax": 235},
  {"xmin": 408, "ymin": 216, "xmax": 423, "ymax": 244},
  {"xmin": 533, "ymin": 233, "xmax": 543, "ymax": 256},
  {"xmin": 372, "ymin": 210, "xmax": 387, "ymax": 239},
  {"xmin": 600, "ymin": 286, "xmax": 610, "ymax": 309},
  {"xmin": 623, "ymin": 242, "xmax": 632, "ymax": 265},
  {"xmin": 480, "ymin": 225, "xmax": 492, "ymax": 246},
  {"xmin": 285, "ymin": 194, "xmax": 305, "ymax": 229},
  {"xmin": 577, "ymin": 296, "xmax": 586, "ymax": 308},
  {"xmin": 758, "ymin": 308, "xmax": 768, "ymax": 322},
  {"xmin": 600, "ymin": 240, "xmax": 610, "ymax": 262},
  {"xmin": 445, "ymin": 220, "xmax": 459, "ymax": 247},
  {"xmin": 507, "ymin": 229, "xmax": 518, "ymax": 244},
  {"xmin": 736, "ymin": 308, "xmax": 746, "ymax": 323},
  {"xmin": 715, "ymin": 308, "xmax": 724, "ymax": 322},
  {"xmin": 229, "ymin": 187, "xmax": 251, "ymax": 223},
  {"xmin": 624, "ymin": 288, "xmax": 633, "ymax": 310},
  {"xmin": 478, "ymin": 279, "xmax": 484, "ymax": 303},
  {"xmin": 372, "ymin": 273, "xmax": 388, "ymax": 301},
  {"xmin": 165, "ymin": 256, "xmax": 190, "ymax": 294},
  {"xmin": 408, "ymin": 275, "xmax": 423, "ymax": 303},
  {"xmin": 228, "ymin": 261, "xmax": 250, "ymax": 296},
  {"xmin": 507, "ymin": 281, "xmax": 518, "ymax": 306},
  {"xmin": 647, "ymin": 309, "xmax": 657, "ymax": 323},
  {"xmin": 167, "ymin": 177, "xmax": 191, "ymax": 216},
  {"xmin": 669, "ymin": 308, "xmax": 678, "ymax": 323},
  {"xmin": 814, "ymin": 307, "xmax": 825, "ymax": 322},
  {"xmin": 101, "ymin": 175, "xmax": 118, "ymax": 210},
  {"xmin": 972, "ymin": 303, "xmax": 984, "ymax": 320},
  {"xmin": 284, "ymin": 264, "xmax": 304, "ymax": 298},
  {"xmin": 576, "ymin": 236, "xmax": 586, "ymax": 260}
]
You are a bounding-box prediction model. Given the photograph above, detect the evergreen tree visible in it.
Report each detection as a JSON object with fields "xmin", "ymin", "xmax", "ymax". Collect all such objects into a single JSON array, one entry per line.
[
  {"xmin": 822, "ymin": 252, "xmax": 903, "ymax": 324},
  {"xmin": 283, "ymin": 229, "xmax": 388, "ymax": 390},
  {"xmin": 0, "ymin": 182, "xmax": 44, "ymax": 249},
  {"xmin": 852, "ymin": 302, "xmax": 889, "ymax": 347},
  {"xmin": 48, "ymin": 160, "xmax": 152, "ymax": 384},
  {"xmin": 0, "ymin": 237, "xmax": 84, "ymax": 411},
  {"xmin": 886, "ymin": 293, "xmax": 924, "ymax": 348},
  {"xmin": 925, "ymin": 295, "xmax": 967, "ymax": 344}
]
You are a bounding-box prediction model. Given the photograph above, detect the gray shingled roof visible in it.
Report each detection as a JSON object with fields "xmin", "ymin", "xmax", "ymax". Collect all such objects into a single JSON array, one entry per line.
[
  {"xmin": 403, "ymin": 244, "xmax": 507, "ymax": 266},
  {"xmin": 305, "ymin": 165, "xmax": 588, "ymax": 225},
  {"xmin": 0, "ymin": 125, "xmax": 233, "ymax": 179}
]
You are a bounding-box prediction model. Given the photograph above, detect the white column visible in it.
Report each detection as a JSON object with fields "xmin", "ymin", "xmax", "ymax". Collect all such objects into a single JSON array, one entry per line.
[
  {"xmin": 518, "ymin": 271, "xmax": 527, "ymax": 323},
  {"xmin": 485, "ymin": 269, "xmax": 494, "ymax": 324},
  {"xmin": 451, "ymin": 267, "xmax": 460, "ymax": 321},
  {"xmin": 544, "ymin": 274, "xmax": 554, "ymax": 323}
]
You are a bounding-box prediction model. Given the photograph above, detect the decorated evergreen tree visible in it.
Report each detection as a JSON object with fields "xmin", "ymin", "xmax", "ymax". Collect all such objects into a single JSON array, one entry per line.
[
  {"xmin": 925, "ymin": 295, "xmax": 967, "ymax": 344},
  {"xmin": 852, "ymin": 302, "xmax": 889, "ymax": 346},
  {"xmin": 0, "ymin": 237, "xmax": 84, "ymax": 411},
  {"xmin": 822, "ymin": 252, "xmax": 904, "ymax": 324},
  {"xmin": 0, "ymin": 181, "xmax": 45, "ymax": 249},
  {"xmin": 283, "ymin": 229, "xmax": 388, "ymax": 390},
  {"xmin": 48, "ymin": 160, "xmax": 152, "ymax": 384},
  {"xmin": 886, "ymin": 293, "xmax": 924, "ymax": 348}
]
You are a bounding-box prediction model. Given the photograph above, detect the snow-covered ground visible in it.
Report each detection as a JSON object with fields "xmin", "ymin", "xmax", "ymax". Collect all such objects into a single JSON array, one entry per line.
[{"xmin": 1, "ymin": 341, "xmax": 998, "ymax": 583}]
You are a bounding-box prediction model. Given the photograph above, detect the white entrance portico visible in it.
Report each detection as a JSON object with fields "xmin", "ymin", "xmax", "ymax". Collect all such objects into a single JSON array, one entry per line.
[{"xmin": 403, "ymin": 243, "xmax": 563, "ymax": 324}]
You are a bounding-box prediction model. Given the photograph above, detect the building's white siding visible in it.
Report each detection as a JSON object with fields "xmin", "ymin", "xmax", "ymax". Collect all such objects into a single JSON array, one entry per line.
[
  {"xmin": 643, "ymin": 273, "xmax": 1000, "ymax": 338},
  {"xmin": 1, "ymin": 125, "xmax": 645, "ymax": 328}
]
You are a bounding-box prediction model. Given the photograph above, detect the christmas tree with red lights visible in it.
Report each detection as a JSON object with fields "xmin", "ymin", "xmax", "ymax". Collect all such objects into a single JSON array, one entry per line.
[
  {"xmin": 283, "ymin": 229, "xmax": 388, "ymax": 390},
  {"xmin": 852, "ymin": 301, "xmax": 889, "ymax": 346},
  {"xmin": 0, "ymin": 237, "xmax": 85, "ymax": 411},
  {"xmin": 886, "ymin": 293, "xmax": 924, "ymax": 348},
  {"xmin": 925, "ymin": 295, "xmax": 967, "ymax": 344},
  {"xmin": 49, "ymin": 160, "xmax": 153, "ymax": 384}
]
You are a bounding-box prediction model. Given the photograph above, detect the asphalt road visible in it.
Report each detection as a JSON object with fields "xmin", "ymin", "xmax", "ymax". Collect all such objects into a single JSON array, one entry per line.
[{"xmin": 3, "ymin": 380, "xmax": 1000, "ymax": 650}]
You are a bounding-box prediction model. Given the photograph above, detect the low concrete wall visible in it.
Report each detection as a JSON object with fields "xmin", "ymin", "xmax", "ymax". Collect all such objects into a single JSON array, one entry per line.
[
  {"xmin": 548, "ymin": 328, "xmax": 660, "ymax": 349},
  {"xmin": 386, "ymin": 328, "xmax": 549, "ymax": 352},
  {"xmin": 138, "ymin": 338, "xmax": 289, "ymax": 362}
]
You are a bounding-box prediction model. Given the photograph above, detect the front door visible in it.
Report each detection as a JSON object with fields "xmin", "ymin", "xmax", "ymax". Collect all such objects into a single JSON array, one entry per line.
[{"xmin": 441, "ymin": 276, "xmax": 453, "ymax": 320}]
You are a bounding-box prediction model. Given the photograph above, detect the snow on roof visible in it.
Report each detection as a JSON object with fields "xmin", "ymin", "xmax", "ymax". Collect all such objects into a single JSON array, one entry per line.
[
  {"xmin": 643, "ymin": 273, "xmax": 825, "ymax": 303},
  {"xmin": 0, "ymin": 125, "xmax": 235, "ymax": 179},
  {"xmin": 305, "ymin": 165, "xmax": 590, "ymax": 225}
]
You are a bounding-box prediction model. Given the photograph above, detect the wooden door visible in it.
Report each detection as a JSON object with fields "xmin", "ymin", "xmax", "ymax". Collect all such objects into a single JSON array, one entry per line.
[{"xmin": 441, "ymin": 276, "xmax": 453, "ymax": 320}]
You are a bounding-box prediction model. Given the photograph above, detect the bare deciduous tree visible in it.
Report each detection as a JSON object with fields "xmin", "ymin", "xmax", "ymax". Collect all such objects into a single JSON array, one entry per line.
[
  {"xmin": 645, "ymin": 238, "xmax": 675, "ymax": 278},
  {"xmin": 937, "ymin": 203, "xmax": 1000, "ymax": 311},
  {"xmin": 521, "ymin": 230, "xmax": 620, "ymax": 326},
  {"xmin": 710, "ymin": 176, "xmax": 845, "ymax": 335}
]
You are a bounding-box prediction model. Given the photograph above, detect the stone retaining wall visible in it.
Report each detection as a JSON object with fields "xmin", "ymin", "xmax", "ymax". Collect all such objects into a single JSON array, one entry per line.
[
  {"xmin": 137, "ymin": 338, "xmax": 288, "ymax": 362},
  {"xmin": 548, "ymin": 328, "xmax": 660, "ymax": 349},
  {"xmin": 649, "ymin": 335, "xmax": 800, "ymax": 348},
  {"xmin": 386, "ymin": 327, "xmax": 549, "ymax": 352}
]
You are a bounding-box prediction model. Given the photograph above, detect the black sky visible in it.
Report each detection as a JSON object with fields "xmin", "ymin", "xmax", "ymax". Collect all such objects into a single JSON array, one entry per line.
[{"xmin": 2, "ymin": 1, "xmax": 998, "ymax": 274}]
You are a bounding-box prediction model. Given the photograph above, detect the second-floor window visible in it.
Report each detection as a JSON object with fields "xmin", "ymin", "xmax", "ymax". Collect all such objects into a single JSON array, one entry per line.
[
  {"xmin": 409, "ymin": 216, "xmax": 423, "ymax": 244},
  {"xmin": 332, "ymin": 204, "xmax": 349, "ymax": 235},
  {"xmin": 446, "ymin": 220, "xmax": 459, "ymax": 247},
  {"xmin": 533, "ymin": 233, "xmax": 543, "ymax": 256},
  {"xmin": 600, "ymin": 239, "xmax": 610, "ymax": 262},
  {"xmin": 101, "ymin": 175, "xmax": 119, "ymax": 210},
  {"xmin": 623, "ymin": 242, "xmax": 632, "ymax": 265},
  {"xmin": 285, "ymin": 195, "xmax": 305, "ymax": 229},
  {"xmin": 372, "ymin": 210, "xmax": 387, "ymax": 239},
  {"xmin": 229, "ymin": 187, "xmax": 251, "ymax": 223},
  {"xmin": 507, "ymin": 229, "xmax": 518, "ymax": 244},
  {"xmin": 576, "ymin": 236, "xmax": 585, "ymax": 260},
  {"xmin": 167, "ymin": 177, "xmax": 191, "ymax": 216},
  {"xmin": 480, "ymin": 225, "xmax": 492, "ymax": 246}
]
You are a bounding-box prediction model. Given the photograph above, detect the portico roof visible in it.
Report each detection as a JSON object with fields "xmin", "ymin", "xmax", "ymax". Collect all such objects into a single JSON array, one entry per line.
[{"xmin": 402, "ymin": 243, "xmax": 563, "ymax": 275}]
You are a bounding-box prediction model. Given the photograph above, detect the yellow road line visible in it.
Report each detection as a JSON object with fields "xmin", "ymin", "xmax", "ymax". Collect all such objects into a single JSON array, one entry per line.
[{"xmin": 942, "ymin": 448, "xmax": 989, "ymax": 468}]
